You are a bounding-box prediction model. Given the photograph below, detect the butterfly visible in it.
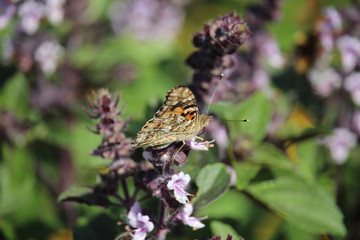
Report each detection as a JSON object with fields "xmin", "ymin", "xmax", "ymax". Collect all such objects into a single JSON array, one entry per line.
[{"xmin": 131, "ymin": 86, "xmax": 212, "ymax": 150}]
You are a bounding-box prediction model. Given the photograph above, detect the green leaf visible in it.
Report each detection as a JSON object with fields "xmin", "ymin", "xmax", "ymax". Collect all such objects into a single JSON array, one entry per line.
[
  {"xmin": 193, "ymin": 163, "xmax": 231, "ymax": 209},
  {"xmin": 0, "ymin": 73, "xmax": 30, "ymax": 118},
  {"xmin": 250, "ymin": 143, "xmax": 292, "ymax": 169},
  {"xmin": 247, "ymin": 175, "xmax": 346, "ymax": 236},
  {"xmin": 294, "ymin": 139, "xmax": 317, "ymax": 181},
  {"xmin": 210, "ymin": 221, "xmax": 242, "ymax": 240},
  {"xmin": 211, "ymin": 91, "xmax": 272, "ymax": 144},
  {"xmin": 234, "ymin": 162, "xmax": 260, "ymax": 190}
]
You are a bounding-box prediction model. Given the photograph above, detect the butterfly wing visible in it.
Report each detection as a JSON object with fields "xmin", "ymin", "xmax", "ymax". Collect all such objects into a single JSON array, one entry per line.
[{"xmin": 131, "ymin": 87, "xmax": 200, "ymax": 149}]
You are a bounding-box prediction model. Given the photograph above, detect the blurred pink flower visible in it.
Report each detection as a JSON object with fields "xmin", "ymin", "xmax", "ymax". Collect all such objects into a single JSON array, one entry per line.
[
  {"xmin": 316, "ymin": 7, "xmax": 342, "ymax": 52},
  {"xmin": 18, "ymin": 0, "xmax": 45, "ymax": 35},
  {"xmin": 176, "ymin": 203, "xmax": 205, "ymax": 229},
  {"xmin": 308, "ymin": 67, "xmax": 341, "ymax": 97},
  {"xmin": 344, "ymin": 72, "xmax": 360, "ymax": 105},
  {"xmin": 45, "ymin": 0, "xmax": 65, "ymax": 25},
  {"xmin": 0, "ymin": 2, "xmax": 16, "ymax": 29},
  {"xmin": 337, "ymin": 35, "xmax": 360, "ymax": 72},
  {"xmin": 323, "ymin": 128, "xmax": 357, "ymax": 164},
  {"xmin": 34, "ymin": 40, "xmax": 63, "ymax": 75},
  {"xmin": 260, "ymin": 35, "xmax": 284, "ymax": 68},
  {"xmin": 352, "ymin": 111, "xmax": 360, "ymax": 136},
  {"xmin": 127, "ymin": 202, "xmax": 154, "ymax": 240},
  {"xmin": 167, "ymin": 171, "xmax": 191, "ymax": 204},
  {"xmin": 186, "ymin": 138, "xmax": 214, "ymax": 151},
  {"xmin": 108, "ymin": 0, "xmax": 187, "ymax": 41},
  {"xmin": 252, "ymin": 68, "xmax": 270, "ymax": 91},
  {"xmin": 2, "ymin": 36, "xmax": 14, "ymax": 62}
]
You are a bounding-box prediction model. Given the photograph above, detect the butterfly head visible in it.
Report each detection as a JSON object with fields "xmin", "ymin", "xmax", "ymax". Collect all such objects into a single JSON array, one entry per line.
[{"xmin": 199, "ymin": 114, "xmax": 212, "ymax": 128}]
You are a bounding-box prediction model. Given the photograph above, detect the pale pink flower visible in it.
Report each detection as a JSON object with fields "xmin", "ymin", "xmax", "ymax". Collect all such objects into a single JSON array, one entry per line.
[
  {"xmin": 323, "ymin": 128, "xmax": 357, "ymax": 164},
  {"xmin": 337, "ymin": 35, "xmax": 360, "ymax": 72},
  {"xmin": 167, "ymin": 171, "xmax": 191, "ymax": 204},
  {"xmin": 308, "ymin": 67, "xmax": 341, "ymax": 97},
  {"xmin": 127, "ymin": 202, "xmax": 154, "ymax": 240},
  {"xmin": 45, "ymin": 0, "xmax": 65, "ymax": 25},
  {"xmin": 316, "ymin": 7, "xmax": 342, "ymax": 52},
  {"xmin": 186, "ymin": 138, "xmax": 214, "ymax": 151},
  {"xmin": 0, "ymin": 2, "xmax": 16, "ymax": 29},
  {"xmin": 18, "ymin": 0, "xmax": 44, "ymax": 35},
  {"xmin": 352, "ymin": 111, "xmax": 360, "ymax": 136},
  {"xmin": 176, "ymin": 203, "xmax": 205, "ymax": 229},
  {"xmin": 344, "ymin": 72, "xmax": 360, "ymax": 105},
  {"xmin": 34, "ymin": 40, "xmax": 63, "ymax": 75}
]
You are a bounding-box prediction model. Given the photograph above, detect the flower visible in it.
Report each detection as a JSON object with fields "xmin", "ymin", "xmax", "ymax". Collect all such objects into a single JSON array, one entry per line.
[
  {"xmin": 176, "ymin": 203, "xmax": 205, "ymax": 229},
  {"xmin": 352, "ymin": 111, "xmax": 360, "ymax": 136},
  {"xmin": 18, "ymin": 0, "xmax": 45, "ymax": 35},
  {"xmin": 323, "ymin": 128, "xmax": 357, "ymax": 164},
  {"xmin": 45, "ymin": 0, "xmax": 65, "ymax": 25},
  {"xmin": 127, "ymin": 202, "xmax": 154, "ymax": 240},
  {"xmin": 337, "ymin": 35, "xmax": 360, "ymax": 72},
  {"xmin": 108, "ymin": 0, "xmax": 187, "ymax": 41},
  {"xmin": 344, "ymin": 72, "xmax": 360, "ymax": 105},
  {"xmin": 0, "ymin": 2, "xmax": 16, "ymax": 30},
  {"xmin": 316, "ymin": 7, "xmax": 342, "ymax": 52},
  {"xmin": 167, "ymin": 171, "xmax": 191, "ymax": 204},
  {"xmin": 308, "ymin": 67, "xmax": 341, "ymax": 97},
  {"xmin": 186, "ymin": 138, "xmax": 214, "ymax": 151},
  {"xmin": 34, "ymin": 40, "xmax": 63, "ymax": 75}
]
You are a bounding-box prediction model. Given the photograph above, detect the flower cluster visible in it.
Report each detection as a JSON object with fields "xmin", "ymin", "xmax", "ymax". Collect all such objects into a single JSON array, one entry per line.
[
  {"xmin": 107, "ymin": 0, "xmax": 189, "ymax": 41},
  {"xmin": 187, "ymin": 12, "xmax": 251, "ymax": 105},
  {"xmin": 87, "ymin": 89, "xmax": 135, "ymax": 174},
  {"xmin": 306, "ymin": 6, "xmax": 360, "ymax": 164}
]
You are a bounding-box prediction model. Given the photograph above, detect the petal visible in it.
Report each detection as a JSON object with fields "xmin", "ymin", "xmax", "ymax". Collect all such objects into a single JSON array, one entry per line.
[
  {"xmin": 127, "ymin": 202, "xmax": 142, "ymax": 227},
  {"xmin": 132, "ymin": 228, "xmax": 147, "ymax": 240},
  {"xmin": 182, "ymin": 203, "xmax": 194, "ymax": 216},
  {"xmin": 185, "ymin": 217, "xmax": 205, "ymax": 229},
  {"xmin": 174, "ymin": 186, "xmax": 190, "ymax": 204}
]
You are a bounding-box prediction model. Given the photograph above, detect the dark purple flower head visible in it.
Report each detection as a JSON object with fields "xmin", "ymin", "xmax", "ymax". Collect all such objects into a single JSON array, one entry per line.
[
  {"xmin": 189, "ymin": 12, "xmax": 251, "ymax": 58},
  {"xmin": 187, "ymin": 13, "xmax": 251, "ymax": 105},
  {"xmin": 88, "ymin": 89, "xmax": 135, "ymax": 174}
]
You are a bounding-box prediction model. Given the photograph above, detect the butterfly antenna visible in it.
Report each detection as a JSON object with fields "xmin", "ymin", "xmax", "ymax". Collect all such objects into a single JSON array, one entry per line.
[
  {"xmin": 205, "ymin": 73, "xmax": 224, "ymax": 115},
  {"xmin": 220, "ymin": 119, "xmax": 250, "ymax": 122}
]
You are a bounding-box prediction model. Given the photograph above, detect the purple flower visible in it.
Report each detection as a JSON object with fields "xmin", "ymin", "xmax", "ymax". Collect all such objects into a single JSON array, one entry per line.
[
  {"xmin": 34, "ymin": 40, "xmax": 63, "ymax": 75},
  {"xmin": 308, "ymin": 67, "xmax": 341, "ymax": 97},
  {"xmin": 18, "ymin": 0, "xmax": 45, "ymax": 35},
  {"xmin": 186, "ymin": 138, "xmax": 214, "ymax": 151},
  {"xmin": 323, "ymin": 128, "xmax": 357, "ymax": 164},
  {"xmin": 167, "ymin": 171, "xmax": 191, "ymax": 204},
  {"xmin": 316, "ymin": 7, "xmax": 342, "ymax": 52},
  {"xmin": 176, "ymin": 203, "xmax": 205, "ymax": 229},
  {"xmin": 108, "ymin": 0, "xmax": 187, "ymax": 41},
  {"xmin": 0, "ymin": 1, "xmax": 16, "ymax": 30},
  {"xmin": 45, "ymin": 0, "xmax": 65, "ymax": 26},
  {"xmin": 252, "ymin": 67, "xmax": 270, "ymax": 91},
  {"xmin": 2, "ymin": 36, "xmax": 14, "ymax": 62},
  {"xmin": 256, "ymin": 33, "xmax": 284, "ymax": 68},
  {"xmin": 352, "ymin": 111, "xmax": 360, "ymax": 136},
  {"xmin": 337, "ymin": 35, "xmax": 360, "ymax": 72},
  {"xmin": 344, "ymin": 72, "xmax": 360, "ymax": 105},
  {"xmin": 127, "ymin": 202, "xmax": 154, "ymax": 240}
]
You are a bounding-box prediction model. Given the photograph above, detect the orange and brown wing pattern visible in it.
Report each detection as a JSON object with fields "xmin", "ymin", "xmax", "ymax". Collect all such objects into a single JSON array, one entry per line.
[{"xmin": 131, "ymin": 86, "xmax": 202, "ymax": 149}]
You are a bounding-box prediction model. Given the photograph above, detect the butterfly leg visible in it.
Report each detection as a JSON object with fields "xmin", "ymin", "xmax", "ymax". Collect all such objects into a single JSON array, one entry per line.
[{"xmin": 195, "ymin": 136, "xmax": 204, "ymax": 141}]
